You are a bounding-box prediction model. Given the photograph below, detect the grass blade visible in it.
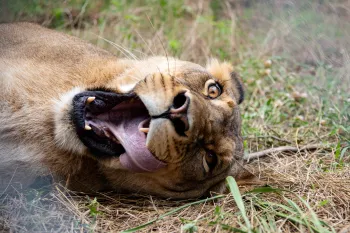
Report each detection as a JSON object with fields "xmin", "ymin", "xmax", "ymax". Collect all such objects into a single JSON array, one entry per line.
[
  {"xmin": 120, "ymin": 195, "xmax": 225, "ymax": 233},
  {"xmin": 296, "ymin": 196, "xmax": 335, "ymax": 233},
  {"xmin": 226, "ymin": 176, "xmax": 252, "ymax": 231},
  {"xmin": 246, "ymin": 185, "xmax": 286, "ymax": 194},
  {"xmin": 220, "ymin": 223, "xmax": 249, "ymax": 233}
]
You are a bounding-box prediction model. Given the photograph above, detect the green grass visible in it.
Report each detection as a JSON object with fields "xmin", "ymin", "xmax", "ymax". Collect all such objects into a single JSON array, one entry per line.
[{"xmin": 1, "ymin": 0, "xmax": 349, "ymax": 232}]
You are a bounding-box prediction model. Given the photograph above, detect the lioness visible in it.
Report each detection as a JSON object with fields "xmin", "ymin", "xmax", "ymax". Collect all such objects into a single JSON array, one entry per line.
[{"xmin": 0, "ymin": 23, "xmax": 245, "ymax": 199}]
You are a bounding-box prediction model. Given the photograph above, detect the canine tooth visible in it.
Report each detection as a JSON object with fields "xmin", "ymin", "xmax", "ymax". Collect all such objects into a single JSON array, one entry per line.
[
  {"xmin": 203, "ymin": 156, "xmax": 210, "ymax": 173},
  {"xmin": 112, "ymin": 138, "xmax": 121, "ymax": 144},
  {"xmin": 103, "ymin": 130, "xmax": 111, "ymax": 138},
  {"xmin": 86, "ymin": 96, "xmax": 95, "ymax": 104},
  {"xmin": 139, "ymin": 128, "xmax": 149, "ymax": 133},
  {"xmin": 85, "ymin": 124, "xmax": 92, "ymax": 130}
]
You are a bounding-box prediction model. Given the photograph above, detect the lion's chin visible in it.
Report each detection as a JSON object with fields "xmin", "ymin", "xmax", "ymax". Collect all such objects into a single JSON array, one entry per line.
[{"xmin": 73, "ymin": 91, "xmax": 166, "ymax": 173}]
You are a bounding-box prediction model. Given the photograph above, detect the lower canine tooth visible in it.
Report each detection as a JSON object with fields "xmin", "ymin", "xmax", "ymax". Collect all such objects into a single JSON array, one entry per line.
[
  {"xmin": 85, "ymin": 124, "xmax": 92, "ymax": 130},
  {"xmin": 86, "ymin": 96, "xmax": 95, "ymax": 104},
  {"xmin": 139, "ymin": 128, "xmax": 149, "ymax": 133}
]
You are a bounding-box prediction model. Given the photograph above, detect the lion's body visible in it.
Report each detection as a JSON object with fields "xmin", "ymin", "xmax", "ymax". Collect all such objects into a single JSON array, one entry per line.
[
  {"xmin": 0, "ymin": 23, "xmax": 245, "ymax": 198},
  {"xmin": 0, "ymin": 23, "xmax": 126, "ymax": 191}
]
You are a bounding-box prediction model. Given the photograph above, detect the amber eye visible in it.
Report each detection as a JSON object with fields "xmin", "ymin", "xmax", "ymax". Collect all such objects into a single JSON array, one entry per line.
[
  {"xmin": 203, "ymin": 151, "xmax": 218, "ymax": 172},
  {"xmin": 208, "ymin": 83, "xmax": 222, "ymax": 99}
]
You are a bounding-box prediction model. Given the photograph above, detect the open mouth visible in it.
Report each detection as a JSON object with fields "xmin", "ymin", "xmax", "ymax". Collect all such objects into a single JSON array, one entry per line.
[{"xmin": 71, "ymin": 90, "xmax": 166, "ymax": 173}]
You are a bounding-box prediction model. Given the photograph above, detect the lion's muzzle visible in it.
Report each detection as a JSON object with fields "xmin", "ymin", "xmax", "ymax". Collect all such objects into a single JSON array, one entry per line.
[{"xmin": 151, "ymin": 92, "xmax": 190, "ymax": 136}]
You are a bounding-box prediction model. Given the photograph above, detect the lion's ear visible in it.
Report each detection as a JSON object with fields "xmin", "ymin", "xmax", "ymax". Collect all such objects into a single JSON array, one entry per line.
[
  {"xmin": 230, "ymin": 71, "xmax": 244, "ymax": 105},
  {"xmin": 206, "ymin": 59, "xmax": 245, "ymax": 105}
]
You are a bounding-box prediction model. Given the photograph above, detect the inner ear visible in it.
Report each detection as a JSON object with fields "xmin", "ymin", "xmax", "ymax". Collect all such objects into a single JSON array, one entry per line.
[{"xmin": 230, "ymin": 72, "xmax": 245, "ymax": 105}]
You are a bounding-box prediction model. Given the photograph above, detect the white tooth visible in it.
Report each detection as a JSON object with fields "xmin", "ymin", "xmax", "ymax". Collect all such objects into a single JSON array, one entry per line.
[
  {"xmin": 139, "ymin": 128, "xmax": 149, "ymax": 133},
  {"xmin": 85, "ymin": 124, "xmax": 92, "ymax": 130},
  {"xmin": 103, "ymin": 130, "xmax": 112, "ymax": 138},
  {"xmin": 86, "ymin": 96, "xmax": 96, "ymax": 104},
  {"xmin": 203, "ymin": 156, "xmax": 210, "ymax": 173}
]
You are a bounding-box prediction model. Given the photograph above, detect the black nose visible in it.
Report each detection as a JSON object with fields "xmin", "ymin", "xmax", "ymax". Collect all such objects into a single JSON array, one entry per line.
[
  {"xmin": 151, "ymin": 92, "xmax": 190, "ymax": 136},
  {"xmin": 170, "ymin": 92, "xmax": 190, "ymax": 136}
]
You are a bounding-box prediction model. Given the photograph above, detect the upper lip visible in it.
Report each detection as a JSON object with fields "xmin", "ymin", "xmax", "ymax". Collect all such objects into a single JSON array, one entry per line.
[{"xmin": 152, "ymin": 111, "xmax": 189, "ymax": 135}]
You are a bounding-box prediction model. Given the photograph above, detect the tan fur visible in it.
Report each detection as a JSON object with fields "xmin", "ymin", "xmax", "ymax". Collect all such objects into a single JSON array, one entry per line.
[{"xmin": 0, "ymin": 23, "xmax": 246, "ymax": 198}]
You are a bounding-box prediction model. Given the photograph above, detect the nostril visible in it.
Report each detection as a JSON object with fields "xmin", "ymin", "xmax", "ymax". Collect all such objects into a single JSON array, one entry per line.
[
  {"xmin": 170, "ymin": 92, "xmax": 190, "ymax": 136},
  {"xmin": 172, "ymin": 92, "xmax": 188, "ymax": 112},
  {"xmin": 172, "ymin": 117, "xmax": 187, "ymax": 136}
]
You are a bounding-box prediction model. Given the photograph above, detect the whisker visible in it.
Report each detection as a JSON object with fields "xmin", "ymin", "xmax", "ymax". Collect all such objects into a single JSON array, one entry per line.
[
  {"xmin": 95, "ymin": 35, "xmax": 139, "ymax": 61},
  {"xmin": 130, "ymin": 48, "xmax": 148, "ymax": 60},
  {"xmin": 146, "ymin": 14, "xmax": 170, "ymax": 74},
  {"xmin": 134, "ymin": 29, "xmax": 156, "ymax": 57}
]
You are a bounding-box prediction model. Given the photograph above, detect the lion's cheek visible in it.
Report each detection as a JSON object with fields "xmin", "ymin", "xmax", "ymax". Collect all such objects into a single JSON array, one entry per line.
[{"xmin": 52, "ymin": 87, "xmax": 87, "ymax": 155}]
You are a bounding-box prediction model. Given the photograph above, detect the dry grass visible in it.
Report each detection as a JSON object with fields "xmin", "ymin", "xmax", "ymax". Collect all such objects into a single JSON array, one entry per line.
[
  {"xmin": 2, "ymin": 149, "xmax": 349, "ymax": 232},
  {"xmin": 1, "ymin": 0, "xmax": 349, "ymax": 232}
]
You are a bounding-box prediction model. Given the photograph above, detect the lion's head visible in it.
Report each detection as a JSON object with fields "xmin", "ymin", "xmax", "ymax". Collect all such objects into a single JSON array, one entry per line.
[{"xmin": 55, "ymin": 56, "xmax": 245, "ymax": 199}]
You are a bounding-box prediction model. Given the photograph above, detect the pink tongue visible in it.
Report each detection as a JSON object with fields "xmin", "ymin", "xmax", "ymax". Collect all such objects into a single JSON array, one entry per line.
[{"xmin": 103, "ymin": 102, "xmax": 166, "ymax": 173}]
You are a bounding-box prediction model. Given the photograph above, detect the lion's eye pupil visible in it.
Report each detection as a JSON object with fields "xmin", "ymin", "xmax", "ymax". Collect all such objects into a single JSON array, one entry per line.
[
  {"xmin": 208, "ymin": 84, "xmax": 221, "ymax": 99},
  {"xmin": 205, "ymin": 151, "xmax": 217, "ymax": 170}
]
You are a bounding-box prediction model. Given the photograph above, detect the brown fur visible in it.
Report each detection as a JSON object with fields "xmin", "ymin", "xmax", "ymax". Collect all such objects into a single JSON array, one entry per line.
[{"xmin": 0, "ymin": 23, "xmax": 246, "ymax": 199}]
